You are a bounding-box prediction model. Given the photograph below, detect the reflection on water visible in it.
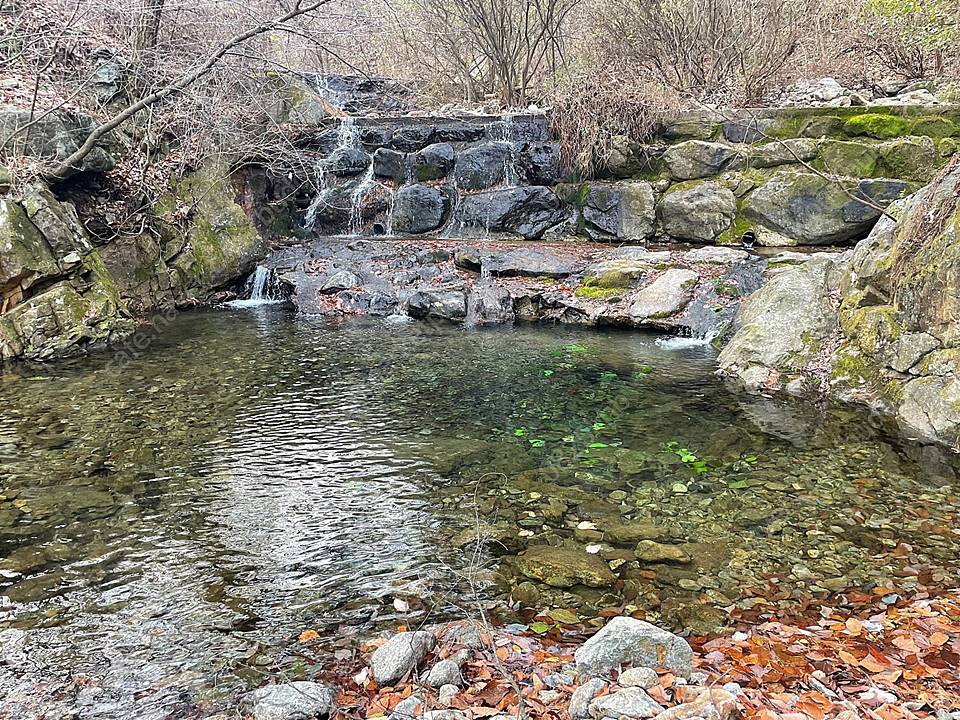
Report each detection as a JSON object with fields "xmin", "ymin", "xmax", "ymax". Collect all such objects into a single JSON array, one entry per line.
[{"xmin": 0, "ymin": 306, "xmax": 957, "ymax": 718}]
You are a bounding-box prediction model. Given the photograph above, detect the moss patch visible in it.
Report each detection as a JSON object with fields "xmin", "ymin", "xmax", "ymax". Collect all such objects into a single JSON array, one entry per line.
[
  {"xmin": 843, "ymin": 113, "xmax": 911, "ymax": 140},
  {"xmin": 575, "ymin": 285, "xmax": 626, "ymax": 300}
]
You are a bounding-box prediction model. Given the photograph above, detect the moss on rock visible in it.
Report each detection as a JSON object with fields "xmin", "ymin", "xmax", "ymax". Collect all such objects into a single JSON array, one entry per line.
[{"xmin": 843, "ymin": 113, "xmax": 911, "ymax": 140}]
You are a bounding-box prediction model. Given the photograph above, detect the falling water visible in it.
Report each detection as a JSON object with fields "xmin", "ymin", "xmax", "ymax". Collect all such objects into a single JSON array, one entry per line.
[
  {"xmin": 225, "ymin": 266, "xmax": 286, "ymax": 308},
  {"xmin": 348, "ymin": 163, "xmax": 376, "ymax": 236},
  {"xmin": 304, "ymin": 118, "xmax": 363, "ymax": 232}
]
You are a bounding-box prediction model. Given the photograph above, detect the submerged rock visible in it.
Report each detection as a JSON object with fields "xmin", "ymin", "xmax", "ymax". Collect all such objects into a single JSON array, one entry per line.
[
  {"xmin": 575, "ymin": 617, "xmax": 693, "ymax": 678},
  {"xmin": 370, "ymin": 630, "xmax": 436, "ymax": 685},
  {"xmin": 242, "ymin": 681, "xmax": 336, "ymax": 720},
  {"xmin": 514, "ymin": 545, "xmax": 616, "ymax": 588},
  {"xmin": 635, "ymin": 540, "xmax": 692, "ymax": 564}
]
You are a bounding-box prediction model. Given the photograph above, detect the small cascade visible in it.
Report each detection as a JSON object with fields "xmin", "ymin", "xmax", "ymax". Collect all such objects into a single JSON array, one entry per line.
[
  {"xmin": 348, "ymin": 163, "xmax": 376, "ymax": 236},
  {"xmin": 493, "ymin": 113, "xmax": 519, "ymax": 187},
  {"xmin": 304, "ymin": 118, "xmax": 363, "ymax": 232},
  {"xmin": 225, "ymin": 265, "xmax": 286, "ymax": 308}
]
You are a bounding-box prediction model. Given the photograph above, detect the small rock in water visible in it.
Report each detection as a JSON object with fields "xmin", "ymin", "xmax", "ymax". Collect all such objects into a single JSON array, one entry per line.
[
  {"xmin": 370, "ymin": 630, "xmax": 436, "ymax": 684},
  {"xmin": 575, "ymin": 616, "xmax": 693, "ymax": 678},
  {"xmin": 635, "ymin": 540, "xmax": 692, "ymax": 564},
  {"xmin": 569, "ymin": 678, "xmax": 607, "ymax": 719},
  {"xmin": 588, "ymin": 686, "xmax": 664, "ymax": 719},
  {"xmin": 426, "ymin": 658, "xmax": 463, "ymax": 688},
  {"xmin": 241, "ymin": 681, "xmax": 336, "ymax": 720},
  {"xmin": 617, "ymin": 667, "xmax": 659, "ymax": 689}
]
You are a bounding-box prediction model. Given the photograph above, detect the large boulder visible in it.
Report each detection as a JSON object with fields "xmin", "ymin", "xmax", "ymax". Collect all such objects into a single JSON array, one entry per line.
[
  {"xmin": 519, "ymin": 142, "xmax": 561, "ymax": 185},
  {"xmin": 454, "ymin": 143, "xmax": 512, "ymax": 190},
  {"xmin": 629, "ymin": 269, "xmax": 699, "ymax": 324},
  {"xmin": 0, "ymin": 198, "xmax": 60, "ymax": 294},
  {"xmin": 370, "ymin": 631, "xmax": 437, "ymax": 685},
  {"xmin": 242, "ymin": 682, "xmax": 337, "ymax": 720},
  {"xmin": 658, "ymin": 182, "xmax": 736, "ymax": 243},
  {"xmin": 574, "ymin": 616, "xmax": 693, "ymax": 678},
  {"xmin": 482, "ymin": 248, "xmax": 580, "ymax": 278},
  {"xmin": 373, "ymin": 148, "xmax": 407, "ymax": 181},
  {"xmin": 718, "ymin": 255, "xmax": 846, "ymax": 389},
  {"xmin": 391, "ymin": 185, "xmax": 449, "ymax": 234},
  {"xmin": 411, "ymin": 143, "xmax": 455, "ymax": 181},
  {"xmin": 458, "ymin": 187, "xmax": 561, "ymax": 240},
  {"xmin": 407, "ymin": 289, "xmax": 467, "ymax": 321},
  {"xmin": 467, "ymin": 284, "xmax": 515, "ymax": 324},
  {"xmin": 743, "ymin": 172, "xmax": 912, "ymax": 245},
  {"xmin": 514, "ymin": 545, "xmax": 616, "ymax": 588},
  {"xmin": 0, "ymin": 109, "xmax": 116, "ymax": 177},
  {"xmin": 662, "ymin": 141, "xmax": 739, "ymax": 180},
  {"xmin": 562, "ymin": 182, "xmax": 656, "ymax": 241}
]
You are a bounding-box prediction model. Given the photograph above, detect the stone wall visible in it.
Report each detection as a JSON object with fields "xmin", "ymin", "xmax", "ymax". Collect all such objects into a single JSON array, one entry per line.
[
  {"xmin": 294, "ymin": 105, "xmax": 960, "ymax": 248},
  {"xmin": 574, "ymin": 105, "xmax": 960, "ymax": 247}
]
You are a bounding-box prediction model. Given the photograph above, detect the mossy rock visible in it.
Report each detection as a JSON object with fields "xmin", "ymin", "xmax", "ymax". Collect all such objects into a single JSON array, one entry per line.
[
  {"xmin": 584, "ymin": 270, "xmax": 633, "ymax": 289},
  {"xmin": 816, "ymin": 140, "xmax": 880, "ymax": 177},
  {"xmin": 910, "ymin": 116, "xmax": 959, "ymax": 139},
  {"xmin": 843, "ymin": 113, "xmax": 911, "ymax": 140},
  {"xmin": 878, "ymin": 137, "xmax": 939, "ymax": 182}
]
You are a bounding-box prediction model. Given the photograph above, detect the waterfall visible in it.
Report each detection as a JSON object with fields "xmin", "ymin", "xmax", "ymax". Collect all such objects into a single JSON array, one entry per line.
[
  {"xmin": 225, "ymin": 265, "xmax": 286, "ymax": 308},
  {"xmin": 348, "ymin": 163, "xmax": 376, "ymax": 236},
  {"xmin": 304, "ymin": 118, "xmax": 364, "ymax": 232},
  {"xmin": 494, "ymin": 113, "xmax": 518, "ymax": 187}
]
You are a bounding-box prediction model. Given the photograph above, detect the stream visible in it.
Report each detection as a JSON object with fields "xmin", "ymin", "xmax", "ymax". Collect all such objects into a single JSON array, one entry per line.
[{"xmin": 1, "ymin": 306, "xmax": 958, "ymax": 718}]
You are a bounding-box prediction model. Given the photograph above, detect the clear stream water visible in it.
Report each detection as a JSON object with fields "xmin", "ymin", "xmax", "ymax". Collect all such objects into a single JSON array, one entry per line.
[{"xmin": 1, "ymin": 306, "xmax": 958, "ymax": 718}]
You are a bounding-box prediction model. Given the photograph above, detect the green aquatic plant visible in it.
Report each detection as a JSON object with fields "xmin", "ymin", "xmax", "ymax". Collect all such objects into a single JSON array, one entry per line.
[{"xmin": 664, "ymin": 440, "xmax": 710, "ymax": 474}]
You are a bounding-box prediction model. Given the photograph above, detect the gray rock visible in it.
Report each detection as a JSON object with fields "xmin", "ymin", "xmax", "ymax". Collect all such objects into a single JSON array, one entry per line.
[
  {"xmin": 0, "ymin": 109, "xmax": 116, "ymax": 177},
  {"xmin": 454, "ymin": 143, "xmax": 512, "ymax": 190},
  {"xmin": 570, "ymin": 678, "xmax": 607, "ymax": 720},
  {"xmin": 370, "ymin": 630, "xmax": 437, "ymax": 685},
  {"xmin": 723, "ymin": 118, "xmax": 774, "ymax": 144},
  {"xmin": 617, "ymin": 667, "xmax": 659, "ymax": 690},
  {"xmin": 407, "ymin": 290, "xmax": 468, "ymax": 322},
  {"xmin": 519, "ymin": 142, "xmax": 561, "ymax": 185},
  {"xmin": 392, "ymin": 694, "xmax": 425, "ymax": 720},
  {"xmin": 437, "ymin": 684, "xmax": 459, "ymax": 706},
  {"xmin": 718, "ymin": 256, "xmax": 845, "ymax": 388},
  {"xmin": 745, "ymin": 138, "xmax": 818, "ymax": 169},
  {"xmin": 321, "ymin": 270, "xmax": 360, "ymax": 293},
  {"xmin": 514, "ymin": 544, "xmax": 616, "ymax": 588},
  {"xmin": 629, "ymin": 269, "xmax": 699, "ymax": 323},
  {"xmin": 658, "ymin": 182, "xmax": 736, "ymax": 243},
  {"xmin": 425, "ymin": 659, "xmax": 463, "ymax": 688},
  {"xmin": 575, "ymin": 616, "xmax": 693, "ymax": 678},
  {"xmin": 744, "ymin": 172, "xmax": 912, "ymax": 245},
  {"xmin": 242, "ymin": 681, "xmax": 336, "ymax": 720},
  {"xmin": 468, "ymin": 285, "xmax": 515, "ymax": 325},
  {"xmin": 373, "ymin": 148, "xmax": 407, "ymax": 181},
  {"xmin": 412, "ymin": 143, "xmax": 455, "ymax": 181},
  {"xmin": 588, "ymin": 687, "xmax": 664, "ymax": 719},
  {"xmin": 682, "ymin": 247, "xmax": 749, "ymax": 265},
  {"xmin": 483, "ymin": 247, "xmax": 579, "ymax": 278},
  {"xmin": 662, "ymin": 141, "xmax": 739, "ymax": 181},
  {"xmin": 328, "ymin": 147, "xmax": 371, "ymax": 176},
  {"xmin": 458, "ymin": 186, "xmax": 561, "ymax": 239},
  {"xmin": 391, "ymin": 184, "xmax": 450, "ymax": 235},
  {"xmin": 621, "ymin": 182, "xmax": 656, "ymax": 241},
  {"xmin": 392, "ymin": 125, "xmax": 435, "ymax": 152}
]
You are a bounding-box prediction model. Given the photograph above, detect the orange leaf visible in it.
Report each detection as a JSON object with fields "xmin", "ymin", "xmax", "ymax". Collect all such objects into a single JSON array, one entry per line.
[
  {"xmin": 929, "ymin": 631, "xmax": 950, "ymax": 647},
  {"xmin": 298, "ymin": 629, "xmax": 319, "ymax": 643},
  {"xmin": 892, "ymin": 635, "xmax": 921, "ymax": 654},
  {"xmin": 845, "ymin": 618, "xmax": 863, "ymax": 635},
  {"xmin": 495, "ymin": 646, "xmax": 510, "ymax": 662}
]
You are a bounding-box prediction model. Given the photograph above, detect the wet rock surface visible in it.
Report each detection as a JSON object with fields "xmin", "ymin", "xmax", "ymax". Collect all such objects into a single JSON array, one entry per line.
[
  {"xmin": 266, "ymin": 237, "xmax": 768, "ymax": 338},
  {"xmin": 242, "ymin": 682, "xmax": 336, "ymax": 720}
]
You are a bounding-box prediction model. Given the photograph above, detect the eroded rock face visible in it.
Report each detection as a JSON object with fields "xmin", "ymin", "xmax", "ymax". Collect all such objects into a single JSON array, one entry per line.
[
  {"xmin": 457, "ymin": 187, "xmax": 561, "ymax": 240},
  {"xmin": 574, "ymin": 616, "xmax": 693, "ymax": 678},
  {"xmin": 0, "ymin": 109, "xmax": 116, "ymax": 177}
]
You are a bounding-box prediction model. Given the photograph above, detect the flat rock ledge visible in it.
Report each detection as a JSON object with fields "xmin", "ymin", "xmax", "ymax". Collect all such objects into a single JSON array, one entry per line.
[{"xmin": 263, "ymin": 238, "xmax": 778, "ymax": 341}]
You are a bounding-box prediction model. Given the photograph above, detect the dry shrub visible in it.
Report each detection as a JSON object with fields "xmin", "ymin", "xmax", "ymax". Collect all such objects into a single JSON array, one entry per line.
[
  {"xmin": 604, "ymin": 0, "xmax": 816, "ymax": 103},
  {"xmin": 855, "ymin": 0, "xmax": 960, "ymax": 79},
  {"xmin": 548, "ymin": 71, "xmax": 677, "ymax": 178}
]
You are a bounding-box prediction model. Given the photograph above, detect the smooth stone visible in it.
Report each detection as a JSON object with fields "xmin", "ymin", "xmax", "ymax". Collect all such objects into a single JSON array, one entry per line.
[
  {"xmin": 426, "ymin": 658, "xmax": 463, "ymax": 688},
  {"xmin": 635, "ymin": 540, "xmax": 692, "ymax": 564},
  {"xmin": 570, "ymin": 678, "xmax": 607, "ymax": 720},
  {"xmin": 575, "ymin": 616, "xmax": 693, "ymax": 678},
  {"xmin": 618, "ymin": 667, "xmax": 659, "ymax": 690},
  {"xmin": 370, "ymin": 630, "xmax": 437, "ymax": 685},
  {"xmin": 514, "ymin": 545, "xmax": 617, "ymax": 588},
  {"xmin": 241, "ymin": 681, "xmax": 336, "ymax": 720},
  {"xmin": 588, "ymin": 686, "xmax": 665, "ymax": 719}
]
